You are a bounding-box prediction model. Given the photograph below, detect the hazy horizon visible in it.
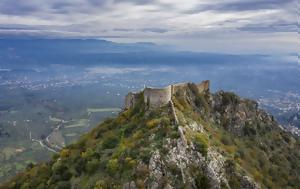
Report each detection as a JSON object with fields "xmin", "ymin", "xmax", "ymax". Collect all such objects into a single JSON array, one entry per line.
[{"xmin": 0, "ymin": 0, "xmax": 298, "ymax": 54}]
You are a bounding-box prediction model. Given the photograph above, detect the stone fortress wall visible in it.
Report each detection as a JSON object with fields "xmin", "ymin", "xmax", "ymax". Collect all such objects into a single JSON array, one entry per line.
[
  {"xmin": 143, "ymin": 85, "xmax": 172, "ymax": 108},
  {"xmin": 124, "ymin": 80, "xmax": 210, "ymax": 109}
]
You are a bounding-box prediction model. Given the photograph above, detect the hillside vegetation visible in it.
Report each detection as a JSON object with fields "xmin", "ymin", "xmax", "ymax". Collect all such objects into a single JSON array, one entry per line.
[{"xmin": 1, "ymin": 83, "xmax": 299, "ymax": 189}]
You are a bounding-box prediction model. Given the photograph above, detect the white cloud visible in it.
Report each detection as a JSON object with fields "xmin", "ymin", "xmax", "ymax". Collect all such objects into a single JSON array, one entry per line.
[{"xmin": 0, "ymin": 0, "xmax": 297, "ymax": 54}]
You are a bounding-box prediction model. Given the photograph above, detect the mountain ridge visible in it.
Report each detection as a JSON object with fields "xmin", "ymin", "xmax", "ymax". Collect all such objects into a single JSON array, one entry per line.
[{"xmin": 1, "ymin": 81, "xmax": 299, "ymax": 189}]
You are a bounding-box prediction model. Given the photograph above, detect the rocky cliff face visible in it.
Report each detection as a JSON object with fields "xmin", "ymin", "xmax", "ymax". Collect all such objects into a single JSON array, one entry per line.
[
  {"xmin": 1, "ymin": 81, "xmax": 299, "ymax": 189},
  {"xmin": 211, "ymin": 91, "xmax": 276, "ymax": 136}
]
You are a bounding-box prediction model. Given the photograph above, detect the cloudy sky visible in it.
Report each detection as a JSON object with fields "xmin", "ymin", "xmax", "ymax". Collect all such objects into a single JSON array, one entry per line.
[{"xmin": 0, "ymin": 0, "xmax": 298, "ymax": 54}]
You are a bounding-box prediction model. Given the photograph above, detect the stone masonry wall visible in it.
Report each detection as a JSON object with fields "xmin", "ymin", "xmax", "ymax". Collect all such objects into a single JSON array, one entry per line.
[
  {"xmin": 143, "ymin": 86, "xmax": 172, "ymax": 108},
  {"xmin": 124, "ymin": 80, "xmax": 210, "ymax": 109}
]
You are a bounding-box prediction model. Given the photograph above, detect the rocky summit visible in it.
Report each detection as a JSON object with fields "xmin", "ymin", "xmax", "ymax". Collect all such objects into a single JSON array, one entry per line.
[{"xmin": 1, "ymin": 81, "xmax": 299, "ymax": 189}]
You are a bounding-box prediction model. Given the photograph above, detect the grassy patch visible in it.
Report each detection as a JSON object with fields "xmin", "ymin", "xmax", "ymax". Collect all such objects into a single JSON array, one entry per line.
[{"xmin": 193, "ymin": 132, "xmax": 209, "ymax": 157}]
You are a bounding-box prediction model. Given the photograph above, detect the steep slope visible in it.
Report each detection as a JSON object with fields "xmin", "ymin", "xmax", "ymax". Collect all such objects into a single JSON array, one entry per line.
[{"xmin": 1, "ymin": 82, "xmax": 299, "ymax": 189}]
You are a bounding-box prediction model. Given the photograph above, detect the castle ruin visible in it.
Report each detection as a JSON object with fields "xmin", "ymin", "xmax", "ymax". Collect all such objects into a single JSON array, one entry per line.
[{"xmin": 124, "ymin": 80, "xmax": 210, "ymax": 109}]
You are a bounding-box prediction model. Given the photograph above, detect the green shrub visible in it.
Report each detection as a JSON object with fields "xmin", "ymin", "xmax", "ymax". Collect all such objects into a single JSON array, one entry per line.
[
  {"xmin": 107, "ymin": 159, "xmax": 119, "ymax": 175},
  {"xmin": 195, "ymin": 94, "xmax": 210, "ymax": 111},
  {"xmin": 193, "ymin": 133, "xmax": 209, "ymax": 156},
  {"xmin": 146, "ymin": 119, "xmax": 160, "ymax": 129},
  {"xmin": 225, "ymin": 159, "xmax": 236, "ymax": 174},
  {"xmin": 139, "ymin": 147, "xmax": 152, "ymax": 164},
  {"xmin": 36, "ymin": 183, "xmax": 46, "ymax": 189},
  {"xmin": 160, "ymin": 117, "xmax": 171, "ymax": 126},
  {"xmin": 224, "ymin": 159, "xmax": 241, "ymax": 188},
  {"xmin": 61, "ymin": 171, "xmax": 72, "ymax": 181},
  {"xmin": 170, "ymin": 130, "xmax": 180, "ymax": 139},
  {"xmin": 228, "ymin": 177, "xmax": 240, "ymax": 189},
  {"xmin": 235, "ymin": 148, "xmax": 245, "ymax": 159},
  {"xmin": 55, "ymin": 181, "xmax": 71, "ymax": 189},
  {"xmin": 86, "ymin": 159, "xmax": 100, "ymax": 174},
  {"xmin": 94, "ymin": 180, "xmax": 107, "ymax": 189},
  {"xmin": 123, "ymin": 157, "xmax": 137, "ymax": 171},
  {"xmin": 102, "ymin": 133, "xmax": 119, "ymax": 149},
  {"xmin": 221, "ymin": 135, "xmax": 233, "ymax": 146},
  {"xmin": 195, "ymin": 173, "xmax": 210, "ymax": 189},
  {"xmin": 123, "ymin": 123, "xmax": 136, "ymax": 137},
  {"xmin": 74, "ymin": 158, "xmax": 86, "ymax": 175},
  {"xmin": 243, "ymin": 122, "xmax": 257, "ymax": 136},
  {"xmin": 222, "ymin": 92, "xmax": 239, "ymax": 106}
]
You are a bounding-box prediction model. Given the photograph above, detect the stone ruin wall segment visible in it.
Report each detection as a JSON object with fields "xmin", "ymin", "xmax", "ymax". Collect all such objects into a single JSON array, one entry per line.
[{"xmin": 124, "ymin": 80, "xmax": 210, "ymax": 109}]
